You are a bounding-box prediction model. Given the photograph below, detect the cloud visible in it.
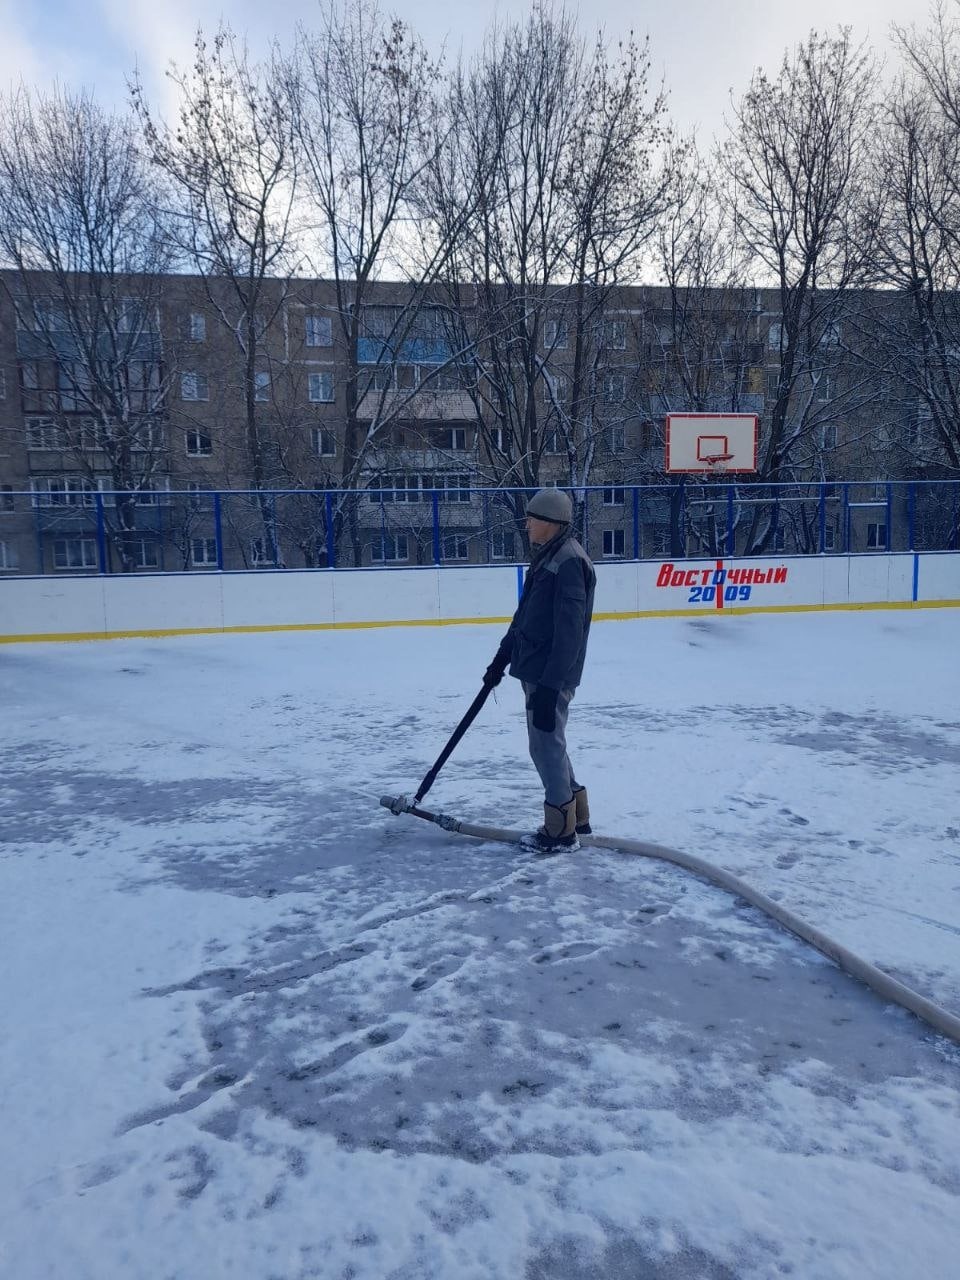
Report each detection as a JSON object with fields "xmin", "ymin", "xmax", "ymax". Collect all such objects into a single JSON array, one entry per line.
[
  {"xmin": 0, "ymin": 0, "xmax": 920, "ymax": 135},
  {"xmin": 0, "ymin": 0, "xmax": 55, "ymax": 93}
]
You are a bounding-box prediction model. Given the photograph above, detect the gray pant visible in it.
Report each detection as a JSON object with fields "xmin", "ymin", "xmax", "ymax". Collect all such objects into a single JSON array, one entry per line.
[{"xmin": 522, "ymin": 682, "xmax": 581, "ymax": 807}]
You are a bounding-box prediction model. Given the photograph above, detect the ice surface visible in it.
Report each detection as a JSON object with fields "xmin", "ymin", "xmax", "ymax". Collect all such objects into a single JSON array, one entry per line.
[{"xmin": 2, "ymin": 611, "xmax": 959, "ymax": 1279}]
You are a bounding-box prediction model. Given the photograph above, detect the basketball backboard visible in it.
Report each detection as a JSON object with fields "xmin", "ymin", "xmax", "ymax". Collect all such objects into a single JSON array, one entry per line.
[{"xmin": 665, "ymin": 413, "xmax": 759, "ymax": 475}]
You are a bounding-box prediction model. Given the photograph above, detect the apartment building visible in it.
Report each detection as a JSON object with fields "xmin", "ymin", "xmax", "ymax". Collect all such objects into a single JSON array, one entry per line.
[{"xmin": 0, "ymin": 273, "xmax": 947, "ymax": 575}]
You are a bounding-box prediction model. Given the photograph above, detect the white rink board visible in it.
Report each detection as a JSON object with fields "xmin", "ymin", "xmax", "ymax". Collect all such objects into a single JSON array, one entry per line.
[
  {"xmin": 593, "ymin": 563, "xmax": 641, "ymax": 616},
  {"xmin": 917, "ymin": 552, "xmax": 960, "ymax": 603},
  {"xmin": 1, "ymin": 553, "xmax": 958, "ymax": 641},
  {"xmin": 331, "ymin": 568, "xmax": 442, "ymax": 624},
  {"xmin": 103, "ymin": 572, "xmax": 224, "ymax": 634},
  {"xmin": 0, "ymin": 576, "xmax": 107, "ymax": 637},
  {"xmin": 221, "ymin": 570, "xmax": 335, "ymax": 630},
  {"xmin": 437, "ymin": 567, "xmax": 519, "ymax": 623}
]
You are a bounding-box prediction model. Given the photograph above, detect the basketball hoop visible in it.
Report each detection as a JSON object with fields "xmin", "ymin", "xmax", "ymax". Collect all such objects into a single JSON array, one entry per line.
[
  {"xmin": 701, "ymin": 453, "xmax": 734, "ymax": 476},
  {"xmin": 664, "ymin": 415, "xmax": 758, "ymax": 475}
]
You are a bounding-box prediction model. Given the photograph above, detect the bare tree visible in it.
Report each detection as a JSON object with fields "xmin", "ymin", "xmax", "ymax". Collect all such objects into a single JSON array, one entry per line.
[
  {"xmin": 0, "ymin": 86, "xmax": 175, "ymax": 571},
  {"xmin": 723, "ymin": 29, "xmax": 878, "ymax": 553},
  {"xmin": 133, "ymin": 28, "xmax": 301, "ymax": 565},
  {"xmin": 643, "ymin": 150, "xmax": 769, "ymax": 552},
  {"xmin": 868, "ymin": 4, "xmax": 960, "ymax": 478},
  {"xmin": 431, "ymin": 6, "xmax": 672, "ymax": 546},
  {"xmin": 282, "ymin": 0, "xmax": 471, "ymax": 565}
]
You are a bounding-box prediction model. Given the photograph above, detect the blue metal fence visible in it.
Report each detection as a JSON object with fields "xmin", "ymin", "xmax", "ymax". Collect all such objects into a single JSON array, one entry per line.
[{"xmin": 3, "ymin": 480, "xmax": 959, "ymax": 575}]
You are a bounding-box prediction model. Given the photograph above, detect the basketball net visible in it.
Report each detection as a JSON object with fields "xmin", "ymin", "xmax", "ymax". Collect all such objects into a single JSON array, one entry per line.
[{"xmin": 701, "ymin": 453, "xmax": 734, "ymax": 476}]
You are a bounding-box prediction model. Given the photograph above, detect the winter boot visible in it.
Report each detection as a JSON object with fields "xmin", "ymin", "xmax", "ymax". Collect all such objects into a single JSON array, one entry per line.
[
  {"xmin": 573, "ymin": 786, "xmax": 591, "ymax": 836},
  {"xmin": 520, "ymin": 797, "xmax": 579, "ymax": 855}
]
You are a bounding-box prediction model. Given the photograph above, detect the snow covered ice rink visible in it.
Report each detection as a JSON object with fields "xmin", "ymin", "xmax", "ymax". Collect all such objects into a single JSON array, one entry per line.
[{"xmin": 2, "ymin": 609, "xmax": 960, "ymax": 1280}]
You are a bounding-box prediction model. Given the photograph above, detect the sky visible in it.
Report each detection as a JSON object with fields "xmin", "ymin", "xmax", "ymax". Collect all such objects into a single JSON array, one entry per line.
[
  {"xmin": 3, "ymin": 610, "xmax": 960, "ymax": 1277},
  {"xmin": 0, "ymin": 0, "xmax": 930, "ymax": 140}
]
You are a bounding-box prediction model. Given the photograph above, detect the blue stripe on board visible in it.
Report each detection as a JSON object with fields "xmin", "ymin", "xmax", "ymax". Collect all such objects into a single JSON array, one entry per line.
[
  {"xmin": 516, "ymin": 564, "xmax": 524, "ymax": 602},
  {"xmin": 913, "ymin": 553, "xmax": 920, "ymax": 602}
]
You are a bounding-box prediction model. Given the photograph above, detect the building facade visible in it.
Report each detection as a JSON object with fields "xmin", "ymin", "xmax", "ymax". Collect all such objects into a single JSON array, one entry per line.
[{"xmin": 0, "ymin": 272, "xmax": 952, "ymax": 576}]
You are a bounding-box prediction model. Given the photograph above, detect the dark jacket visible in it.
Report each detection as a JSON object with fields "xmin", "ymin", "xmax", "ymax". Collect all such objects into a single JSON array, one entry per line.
[{"xmin": 502, "ymin": 528, "xmax": 596, "ymax": 692}]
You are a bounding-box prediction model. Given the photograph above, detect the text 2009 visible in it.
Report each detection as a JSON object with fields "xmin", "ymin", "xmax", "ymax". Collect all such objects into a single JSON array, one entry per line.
[{"xmin": 688, "ymin": 584, "xmax": 753, "ymax": 603}]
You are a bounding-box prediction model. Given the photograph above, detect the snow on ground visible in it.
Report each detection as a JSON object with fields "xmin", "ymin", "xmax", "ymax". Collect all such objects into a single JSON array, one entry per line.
[{"xmin": 1, "ymin": 609, "xmax": 959, "ymax": 1280}]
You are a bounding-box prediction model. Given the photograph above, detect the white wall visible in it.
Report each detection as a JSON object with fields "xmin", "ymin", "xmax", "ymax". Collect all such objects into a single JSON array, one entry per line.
[{"xmin": 1, "ymin": 553, "xmax": 958, "ymax": 643}]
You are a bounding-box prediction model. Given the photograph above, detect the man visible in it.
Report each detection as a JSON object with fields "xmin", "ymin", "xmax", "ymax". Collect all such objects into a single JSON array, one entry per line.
[{"xmin": 483, "ymin": 487, "xmax": 597, "ymax": 853}]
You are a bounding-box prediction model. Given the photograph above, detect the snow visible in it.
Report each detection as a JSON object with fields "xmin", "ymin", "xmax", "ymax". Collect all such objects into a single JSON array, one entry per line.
[{"xmin": 2, "ymin": 609, "xmax": 960, "ymax": 1280}]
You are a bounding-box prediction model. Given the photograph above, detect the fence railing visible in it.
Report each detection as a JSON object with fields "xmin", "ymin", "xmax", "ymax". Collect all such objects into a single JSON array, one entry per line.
[{"xmin": 1, "ymin": 481, "xmax": 958, "ymax": 575}]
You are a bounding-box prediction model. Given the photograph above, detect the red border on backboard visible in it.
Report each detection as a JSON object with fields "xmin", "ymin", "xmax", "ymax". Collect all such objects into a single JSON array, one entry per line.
[{"xmin": 665, "ymin": 413, "xmax": 759, "ymax": 474}]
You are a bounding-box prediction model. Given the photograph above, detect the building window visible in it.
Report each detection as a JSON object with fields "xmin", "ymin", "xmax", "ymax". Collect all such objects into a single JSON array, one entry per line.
[
  {"xmin": 57, "ymin": 361, "xmax": 93, "ymax": 412},
  {"xmin": 31, "ymin": 477, "xmax": 95, "ymax": 507},
  {"xmin": 0, "ymin": 485, "xmax": 14, "ymax": 512},
  {"xmin": 429, "ymin": 426, "xmax": 468, "ymax": 451},
  {"xmin": 487, "ymin": 427, "xmax": 506, "ymax": 452},
  {"xmin": 602, "ymin": 487, "xmax": 625, "ymax": 506},
  {"xmin": 185, "ymin": 428, "xmax": 212, "ymax": 457},
  {"xmin": 605, "ymin": 320, "xmax": 627, "ymax": 351},
  {"xmin": 313, "ymin": 428, "xmax": 336, "ymax": 457},
  {"xmin": 425, "ymin": 364, "xmax": 471, "ymax": 393},
  {"xmin": 543, "ymin": 430, "xmax": 563, "ymax": 455},
  {"xmin": 250, "ymin": 537, "xmax": 275, "ymax": 567},
  {"xmin": 20, "ymin": 360, "xmax": 54, "ymax": 412},
  {"xmin": 435, "ymin": 473, "xmax": 471, "ymax": 503},
  {"xmin": 25, "ymin": 417, "xmax": 62, "ymax": 450},
  {"xmin": 823, "ymin": 527, "xmax": 836, "ymax": 551},
  {"xmin": 369, "ymin": 475, "xmax": 417, "ymax": 504},
  {"xmin": 305, "ymin": 314, "xmax": 332, "ymax": 347},
  {"xmin": 821, "ymin": 423, "xmax": 837, "ymax": 450},
  {"xmin": 188, "ymin": 313, "xmax": 206, "ymax": 342},
  {"xmin": 191, "ymin": 537, "xmax": 218, "ymax": 567},
  {"xmin": 544, "ymin": 318, "xmax": 568, "ymax": 350},
  {"xmin": 133, "ymin": 482, "xmax": 171, "ymax": 507},
  {"xmin": 442, "ymin": 534, "xmax": 469, "ymax": 561},
  {"xmin": 129, "ymin": 420, "xmax": 163, "ymax": 451},
  {"xmin": 602, "ymin": 529, "xmax": 625, "ymax": 558},
  {"xmin": 866, "ymin": 523, "xmax": 887, "ymax": 550},
  {"xmin": 53, "ymin": 537, "xmax": 96, "ymax": 569},
  {"xmin": 368, "ymin": 472, "xmax": 471, "ymax": 504},
  {"xmin": 603, "ymin": 373, "xmax": 626, "ymax": 403},
  {"xmin": 543, "ymin": 373, "xmax": 567, "ymax": 403},
  {"xmin": 132, "ymin": 539, "xmax": 161, "ymax": 570},
  {"xmin": 768, "ymin": 321, "xmax": 782, "ymax": 348},
  {"xmin": 308, "ymin": 371, "xmax": 334, "ymax": 403},
  {"xmin": 0, "ymin": 539, "xmax": 18, "ymax": 570},
  {"xmin": 115, "ymin": 299, "xmax": 148, "ymax": 334},
  {"xmin": 361, "ymin": 364, "xmax": 395, "ymax": 392},
  {"xmin": 181, "ymin": 372, "xmax": 208, "ymax": 401},
  {"xmin": 608, "ymin": 426, "xmax": 626, "ymax": 454},
  {"xmin": 773, "ymin": 529, "xmax": 787, "ymax": 552},
  {"xmin": 254, "ymin": 371, "xmax": 270, "ymax": 402},
  {"xmin": 491, "ymin": 528, "xmax": 516, "ymax": 560},
  {"xmin": 371, "ymin": 534, "xmax": 409, "ymax": 562}
]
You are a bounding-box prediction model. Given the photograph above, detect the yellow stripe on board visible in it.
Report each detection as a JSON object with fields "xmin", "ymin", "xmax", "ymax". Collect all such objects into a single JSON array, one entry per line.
[
  {"xmin": 596, "ymin": 599, "xmax": 960, "ymax": 621},
  {"xmin": 2, "ymin": 599, "xmax": 959, "ymax": 645}
]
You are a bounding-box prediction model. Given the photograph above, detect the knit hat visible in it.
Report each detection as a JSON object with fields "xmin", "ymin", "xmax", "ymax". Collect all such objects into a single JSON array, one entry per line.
[{"xmin": 526, "ymin": 487, "xmax": 573, "ymax": 524}]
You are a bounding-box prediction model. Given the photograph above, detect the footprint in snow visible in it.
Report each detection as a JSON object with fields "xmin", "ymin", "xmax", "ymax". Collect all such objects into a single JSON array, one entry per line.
[
  {"xmin": 410, "ymin": 956, "xmax": 467, "ymax": 991},
  {"xmin": 530, "ymin": 941, "xmax": 600, "ymax": 964},
  {"xmin": 779, "ymin": 808, "xmax": 810, "ymax": 826}
]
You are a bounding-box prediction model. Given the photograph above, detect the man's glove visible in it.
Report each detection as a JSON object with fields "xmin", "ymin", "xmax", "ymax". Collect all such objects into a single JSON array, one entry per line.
[
  {"xmin": 529, "ymin": 684, "xmax": 559, "ymax": 733},
  {"xmin": 483, "ymin": 642, "xmax": 511, "ymax": 689}
]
